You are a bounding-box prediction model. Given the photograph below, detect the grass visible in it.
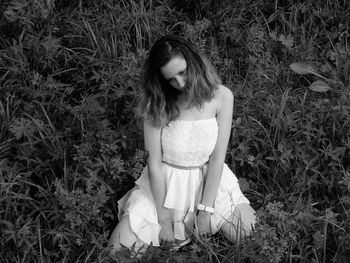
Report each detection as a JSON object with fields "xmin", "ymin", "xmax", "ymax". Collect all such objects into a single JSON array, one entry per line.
[{"xmin": 0, "ymin": 0, "xmax": 350, "ymax": 262}]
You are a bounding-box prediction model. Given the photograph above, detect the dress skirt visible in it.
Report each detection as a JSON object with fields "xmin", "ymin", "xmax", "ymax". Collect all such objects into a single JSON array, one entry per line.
[{"xmin": 117, "ymin": 162, "xmax": 250, "ymax": 246}]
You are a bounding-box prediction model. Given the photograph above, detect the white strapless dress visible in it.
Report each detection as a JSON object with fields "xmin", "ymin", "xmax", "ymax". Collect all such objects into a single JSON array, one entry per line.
[{"xmin": 117, "ymin": 118, "xmax": 249, "ymax": 246}]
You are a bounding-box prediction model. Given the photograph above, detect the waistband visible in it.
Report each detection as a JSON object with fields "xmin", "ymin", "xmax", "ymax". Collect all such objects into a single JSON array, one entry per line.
[{"xmin": 162, "ymin": 161, "xmax": 208, "ymax": 170}]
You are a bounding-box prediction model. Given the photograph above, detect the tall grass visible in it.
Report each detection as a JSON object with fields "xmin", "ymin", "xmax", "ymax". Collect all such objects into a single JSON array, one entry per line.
[{"xmin": 0, "ymin": 0, "xmax": 349, "ymax": 262}]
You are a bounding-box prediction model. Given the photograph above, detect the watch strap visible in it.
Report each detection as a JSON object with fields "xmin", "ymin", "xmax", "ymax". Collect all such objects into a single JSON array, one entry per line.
[{"xmin": 197, "ymin": 203, "xmax": 214, "ymax": 213}]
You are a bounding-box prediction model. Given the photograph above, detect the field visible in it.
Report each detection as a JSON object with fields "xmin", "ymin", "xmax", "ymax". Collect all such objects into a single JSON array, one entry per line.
[{"xmin": 0, "ymin": 0, "xmax": 349, "ymax": 262}]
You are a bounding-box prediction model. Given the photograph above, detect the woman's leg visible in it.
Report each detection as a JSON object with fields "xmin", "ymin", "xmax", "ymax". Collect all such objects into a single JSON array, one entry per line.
[
  {"xmin": 108, "ymin": 215, "xmax": 148, "ymax": 254},
  {"xmin": 220, "ymin": 203, "xmax": 256, "ymax": 243}
]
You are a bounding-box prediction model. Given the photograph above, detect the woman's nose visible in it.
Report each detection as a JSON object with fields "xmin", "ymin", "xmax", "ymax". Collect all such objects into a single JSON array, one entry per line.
[{"xmin": 175, "ymin": 76, "xmax": 185, "ymax": 88}]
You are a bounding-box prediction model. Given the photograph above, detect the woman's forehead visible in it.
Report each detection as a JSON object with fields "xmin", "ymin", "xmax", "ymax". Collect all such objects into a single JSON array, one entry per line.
[{"xmin": 160, "ymin": 55, "xmax": 187, "ymax": 79}]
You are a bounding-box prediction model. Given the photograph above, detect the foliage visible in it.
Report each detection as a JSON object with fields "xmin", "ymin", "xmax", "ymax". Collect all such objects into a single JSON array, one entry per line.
[{"xmin": 0, "ymin": 0, "xmax": 349, "ymax": 262}]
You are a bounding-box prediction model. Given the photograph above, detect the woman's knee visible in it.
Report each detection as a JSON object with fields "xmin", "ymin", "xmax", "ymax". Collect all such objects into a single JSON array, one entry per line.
[
  {"xmin": 108, "ymin": 217, "xmax": 126, "ymax": 251},
  {"xmin": 108, "ymin": 216, "xmax": 144, "ymax": 251},
  {"xmin": 220, "ymin": 203, "xmax": 256, "ymax": 242}
]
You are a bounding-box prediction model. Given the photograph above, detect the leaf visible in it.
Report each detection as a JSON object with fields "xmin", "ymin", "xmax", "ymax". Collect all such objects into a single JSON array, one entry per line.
[
  {"xmin": 238, "ymin": 178, "xmax": 250, "ymax": 193},
  {"xmin": 289, "ymin": 62, "xmax": 318, "ymax": 75},
  {"xmin": 0, "ymin": 220, "xmax": 15, "ymax": 231},
  {"xmin": 308, "ymin": 80, "xmax": 331, "ymax": 93},
  {"xmin": 9, "ymin": 118, "xmax": 31, "ymax": 139},
  {"xmin": 332, "ymin": 105, "xmax": 350, "ymax": 111},
  {"xmin": 269, "ymin": 30, "xmax": 278, "ymax": 41},
  {"xmin": 279, "ymin": 34, "xmax": 294, "ymax": 49},
  {"xmin": 249, "ymin": 24, "xmax": 264, "ymax": 40},
  {"xmin": 3, "ymin": 10, "xmax": 17, "ymax": 22},
  {"xmin": 312, "ymin": 230, "xmax": 323, "ymax": 248}
]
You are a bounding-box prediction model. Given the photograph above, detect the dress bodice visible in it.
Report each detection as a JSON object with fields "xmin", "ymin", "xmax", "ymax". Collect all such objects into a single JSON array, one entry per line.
[
  {"xmin": 161, "ymin": 118, "xmax": 218, "ymax": 167},
  {"xmin": 120, "ymin": 117, "xmax": 248, "ymax": 246}
]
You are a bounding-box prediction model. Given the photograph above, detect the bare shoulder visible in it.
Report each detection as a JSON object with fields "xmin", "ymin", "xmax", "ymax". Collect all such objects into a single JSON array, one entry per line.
[{"xmin": 216, "ymin": 84, "xmax": 234, "ymax": 113}]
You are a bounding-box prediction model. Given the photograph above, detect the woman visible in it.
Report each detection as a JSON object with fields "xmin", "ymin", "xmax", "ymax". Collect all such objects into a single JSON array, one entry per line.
[{"xmin": 108, "ymin": 35, "xmax": 256, "ymax": 252}]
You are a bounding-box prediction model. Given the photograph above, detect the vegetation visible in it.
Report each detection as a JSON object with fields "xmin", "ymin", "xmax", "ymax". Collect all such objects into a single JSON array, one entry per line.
[{"xmin": 0, "ymin": 0, "xmax": 349, "ymax": 262}]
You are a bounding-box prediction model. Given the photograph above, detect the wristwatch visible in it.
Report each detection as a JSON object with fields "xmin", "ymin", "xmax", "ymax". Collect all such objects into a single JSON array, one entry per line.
[{"xmin": 197, "ymin": 203, "xmax": 214, "ymax": 213}]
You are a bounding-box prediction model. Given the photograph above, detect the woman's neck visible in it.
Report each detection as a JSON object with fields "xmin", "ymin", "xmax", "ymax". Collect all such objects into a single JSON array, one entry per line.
[
  {"xmin": 177, "ymin": 91, "xmax": 189, "ymax": 102},
  {"xmin": 176, "ymin": 92, "xmax": 190, "ymax": 108}
]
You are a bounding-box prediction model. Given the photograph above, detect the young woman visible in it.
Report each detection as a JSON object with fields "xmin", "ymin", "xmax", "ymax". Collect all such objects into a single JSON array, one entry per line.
[{"xmin": 108, "ymin": 35, "xmax": 256, "ymax": 252}]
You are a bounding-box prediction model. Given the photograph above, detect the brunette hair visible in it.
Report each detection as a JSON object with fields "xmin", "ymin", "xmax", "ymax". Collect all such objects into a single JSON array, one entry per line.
[{"xmin": 138, "ymin": 35, "xmax": 221, "ymax": 127}]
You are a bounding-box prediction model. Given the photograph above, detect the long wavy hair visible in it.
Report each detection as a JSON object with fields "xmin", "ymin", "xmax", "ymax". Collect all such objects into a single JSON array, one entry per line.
[{"xmin": 138, "ymin": 35, "xmax": 221, "ymax": 127}]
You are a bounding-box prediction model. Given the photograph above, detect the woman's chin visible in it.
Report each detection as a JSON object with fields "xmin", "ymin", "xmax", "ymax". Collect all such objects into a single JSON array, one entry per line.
[{"xmin": 173, "ymin": 86, "xmax": 187, "ymax": 91}]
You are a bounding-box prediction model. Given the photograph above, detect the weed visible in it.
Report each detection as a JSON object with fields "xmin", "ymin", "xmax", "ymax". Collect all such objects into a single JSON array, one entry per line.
[{"xmin": 1, "ymin": 0, "xmax": 350, "ymax": 262}]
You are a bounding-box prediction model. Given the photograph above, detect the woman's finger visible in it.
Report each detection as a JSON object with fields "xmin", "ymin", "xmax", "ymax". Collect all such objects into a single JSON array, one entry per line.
[
  {"xmin": 160, "ymin": 239, "xmax": 167, "ymax": 246},
  {"xmin": 199, "ymin": 231, "xmax": 211, "ymax": 237},
  {"xmin": 165, "ymin": 239, "xmax": 171, "ymax": 247},
  {"xmin": 160, "ymin": 238, "xmax": 174, "ymax": 247},
  {"xmin": 200, "ymin": 232, "xmax": 210, "ymax": 239}
]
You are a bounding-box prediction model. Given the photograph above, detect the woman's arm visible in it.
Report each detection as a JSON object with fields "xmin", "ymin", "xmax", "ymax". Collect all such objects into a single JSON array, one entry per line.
[
  {"xmin": 144, "ymin": 119, "xmax": 170, "ymax": 221},
  {"xmin": 200, "ymin": 85, "xmax": 234, "ymax": 208},
  {"xmin": 144, "ymin": 119, "xmax": 175, "ymax": 245}
]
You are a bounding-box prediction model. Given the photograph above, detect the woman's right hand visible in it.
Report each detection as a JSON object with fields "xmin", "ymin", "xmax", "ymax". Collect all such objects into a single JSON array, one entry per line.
[{"xmin": 159, "ymin": 219, "xmax": 175, "ymax": 247}]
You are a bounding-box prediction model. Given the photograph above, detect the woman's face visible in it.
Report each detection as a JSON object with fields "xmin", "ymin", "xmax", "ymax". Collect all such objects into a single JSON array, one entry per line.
[{"xmin": 160, "ymin": 55, "xmax": 187, "ymax": 91}]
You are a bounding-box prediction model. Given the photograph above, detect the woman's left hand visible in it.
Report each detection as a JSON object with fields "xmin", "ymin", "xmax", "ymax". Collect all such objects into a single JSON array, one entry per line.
[{"xmin": 196, "ymin": 210, "xmax": 212, "ymax": 239}]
